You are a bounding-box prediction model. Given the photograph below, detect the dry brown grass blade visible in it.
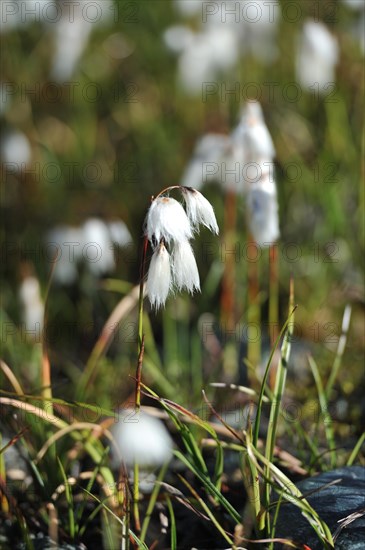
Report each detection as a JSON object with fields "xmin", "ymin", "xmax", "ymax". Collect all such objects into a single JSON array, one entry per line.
[
  {"xmin": 47, "ymin": 502, "xmax": 58, "ymax": 547},
  {"xmin": 202, "ymin": 389, "xmax": 245, "ymax": 443},
  {"xmin": 0, "ymin": 397, "xmax": 66, "ymax": 429},
  {"xmin": 0, "ymin": 360, "xmax": 24, "ymax": 395},
  {"xmin": 333, "ymin": 507, "xmax": 365, "ymax": 541},
  {"xmin": 0, "ymin": 427, "xmax": 29, "ymax": 455}
]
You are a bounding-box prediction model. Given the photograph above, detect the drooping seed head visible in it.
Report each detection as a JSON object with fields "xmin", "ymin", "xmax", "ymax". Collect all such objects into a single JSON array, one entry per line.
[
  {"xmin": 146, "ymin": 241, "xmax": 172, "ymax": 309},
  {"xmin": 145, "ymin": 196, "xmax": 193, "ymax": 246},
  {"xmin": 180, "ymin": 187, "xmax": 219, "ymax": 235},
  {"xmin": 172, "ymin": 239, "xmax": 200, "ymax": 294}
]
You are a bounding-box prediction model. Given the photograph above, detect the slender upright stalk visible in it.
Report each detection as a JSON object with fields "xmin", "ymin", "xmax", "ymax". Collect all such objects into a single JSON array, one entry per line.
[
  {"xmin": 325, "ymin": 304, "xmax": 351, "ymax": 399},
  {"xmin": 269, "ymin": 243, "xmax": 279, "ymax": 346},
  {"xmin": 264, "ymin": 277, "xmax": 295, "ymax": 534},
  {"xmin": 269, "ymin": 243, "xmax": 279, "ymax": 389},
  {"xmin": 220, "ymin": 189, "xmax": 237, "ymax": 330},
  {"xmin": 247, "ymin": 235, "xmax": 261, "ymax": 373},
  {"xmin": 133, "ymin": 235, "xmax": 149, "ymax": 532}
]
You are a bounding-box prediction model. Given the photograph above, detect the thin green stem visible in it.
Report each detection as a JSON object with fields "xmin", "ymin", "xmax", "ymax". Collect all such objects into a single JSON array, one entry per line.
[
  {"xmin": 325, "ymin": 305, "xmax": 351, "ymax": 400},
  {"xmin": 264, "ymin": 278, "xmax": 295, "ymax": 533},
  {"xmin": 269, "ymin": 244, "xmax": 279, "ymax": 347},
  {"xmin": 133, "ymin": 235, "xmax": 149, "ymax": 533},
  {"xmin": 309, "ymin": 355, "xmax": 336, "ymax": 469},
  {"xmin": 247, "ymin": 235, "xmax": 261, "ymax": 372},
  {"xmin": 140, "ymin": 461, "xmax": 170, "ymax": 543},
  {"xmin": 253, "ymin": 306, "xmax": 297, "ymax": 448}
]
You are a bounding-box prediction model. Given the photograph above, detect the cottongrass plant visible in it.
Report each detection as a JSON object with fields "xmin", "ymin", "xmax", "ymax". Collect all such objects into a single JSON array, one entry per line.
[
  {"xmin": 131, "ymin": 184, "xmax": 219, "ymax": 531},
  {"xmin": 180, "ymin": 101, "xmax": 280, "ymax": 348},
  {"xmin": 144, "ymin": 186, "xmax": 219, "ymax": 310}
]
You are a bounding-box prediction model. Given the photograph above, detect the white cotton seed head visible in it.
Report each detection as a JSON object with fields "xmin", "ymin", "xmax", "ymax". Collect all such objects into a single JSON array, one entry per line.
[
  {"xmin": 233, "ymin": 101, "xmax": 276, "ymax": 162},
  {"xmin": 112, "ymin": 410, "xmax": 173, "ymax": 468},
  {"xmin": 19, "ymin": 277, "xmax": 44, "ymax": 337},
  {"xmin": 172, "ymin": 240, "xmax": 200, "ymax": 294},
  {"xmin": 46, "ymin": 226, "xmax": 83, "ymax": 285},
  {"xmin": 181, "ymin": 187, "xmax": 219, "ymax": 235},
  {"xmin": 296, "ymin": 20, "xmax": 339, "ymax": 91},
  {"xmin": 246, "ymin": 174, "xmax": 280, "ymax": 247},
  {"xmin": 82, "ymin": 218, "xmax": 115, "ymax": 275},
  {"xmin": 107, "ymin": 220, "xmax": 132, "ymax": 247},
  {"xmin": 146, "ymin": 242, "xmax": 172, "ymax": 309},
  {"xmin": 181, "ymin": 133, "xmax": 230, "ymax": 190},
  {"xmin": 146, "ymin": 196, "xmax": 193, "ymax": 246}
]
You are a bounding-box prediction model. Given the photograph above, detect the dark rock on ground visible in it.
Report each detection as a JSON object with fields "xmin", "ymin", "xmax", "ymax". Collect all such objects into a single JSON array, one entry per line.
[{"xmin": 274, "ymin": 465, "xmax": 365, "ymax": 549}]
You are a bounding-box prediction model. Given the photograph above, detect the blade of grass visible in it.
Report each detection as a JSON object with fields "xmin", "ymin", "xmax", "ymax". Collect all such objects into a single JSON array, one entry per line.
[
  {"xmin": 246, "ymin": 439, "xmax": 334, "ymax": 548},
  {"xmin": 140, "ymin": 460, "xmax": 170, "ymax": 543},
  {"xmin": 179, "ymin": 474, "xmax": 236, "ymax": 548},
  {"xmin": 325, "ymin": 305, "xmax": 352, "ymax": 399},
  {"xmin": 174, "ymin": 449, "xmax": 241, "ymax": 524},
  {"xmin": 347, "ymin": 432, "xmax": 365, "ymax": 466},
  {"xmin": 308, "ymin": 355, "xmax": 336, "ymax": 469},
  {"xmin": 264, "ymin": 278, "xmax": 295, "ymax": 533},
  {"xmin": 247, "ymin": 235, "xmax": 261, "ymax": 371},
  {"xmin": 253, "ymin": 303, "xmax": 297, "ymax": 448},
  {"xmin": 0, "ymin": 360, "xmax": 24, "ymax": 395},
  {"xmin": 81, "ymin": 488, "xmax": 147, "ymax": 550},
  {"xmin": 166, "ymin": 496, "xmax": 177, "ymax": 550},
  {"xmin": 269, "ymin": 243, "xmax": 279, "ymax": 347},
  {"xmin": 57, "ymin": 458, "xmax": 75, "ymax": 539}
]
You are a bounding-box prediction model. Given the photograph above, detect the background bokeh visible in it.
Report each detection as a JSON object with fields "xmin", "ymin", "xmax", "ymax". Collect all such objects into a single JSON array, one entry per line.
[{"xmin": 1, "ymin": 0, "xmax": 364, "ymax": 421}]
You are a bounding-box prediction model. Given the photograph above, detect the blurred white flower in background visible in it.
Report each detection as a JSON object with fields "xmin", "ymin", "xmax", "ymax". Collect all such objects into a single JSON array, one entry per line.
[
  {"xmin": 296, "ymin": 20, "xmax": 339, "ymax": 92},
  {"xmin": 19, "ymin": 276, "xmax": 44, "ymax": 338},
  {"xmin": 231, "ymin": 101, "xmax": 276, "ymax": 163},
  {"xmin": 165, "ymin": 1, "xmax": 281, "ymax": 94},
  {"xmin": 112, "ymin": 409, "xmax": 173, "ymax": 468},
  {"xmin": 82, "ymin": 218, "xmax": 116, "ymax": 276},
  {"xmin": 174, "ymin": 0, "xmax": 203, "ymax": 17},
  {"xmin": 50, "ymin": 0, "xmax": 113, "ymax": 81},
  {"xmin": 47, "ymin": 218, "xmax": 132, "ymax": 284},
  {"xmin": 240, "ymin": 0, "xmax": 280, "ymax": 62},
  {"xmin": 177, "ymin": 25, "xmax": 240, "ymax": 94},
  {"xmin": 47, "ymin": 225, "xmax": 83, "ymax": 285},
  {"xmin": 181, "ymin": 100, "xmax": 275, "ymax": 194},
  {"xmin": 341, "ymin": 0, "xmax": 365, "ymax": 9},
  {"xmin": 180, "ymin": 101, "xmax": 279, "ymax": 245},
  {"xmin": 107, "ymin": 220, "xmax": 132, "ymax": 248},
  {"xmin": 246, "ymin": 167, "xmax": 280, "ymax": 246},
  {"xmin": 163, "ymin": 25, "xmax": 194, "ymax": 53},
  {"xmin": 181, "ymin": 134, "xmax": 231, "ymax": 190},
  {"xmin": 1, "ymin": 130, "xmax": 32, "ymax": 169},
  {"xmin": 0, "ymin": 0, "xmax": 58, "ymax": 33},
  {"xmin": 0, "ymin": 0, "xmax": 24, "ymax": 33},
  {"xmin": 0, "ymin": 0, "xmax": 113, "ymax": 80}
]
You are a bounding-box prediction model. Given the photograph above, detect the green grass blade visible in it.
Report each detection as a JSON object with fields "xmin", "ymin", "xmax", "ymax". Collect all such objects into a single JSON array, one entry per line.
[
  {"xmin": 166, "ymin": 496, "xmax": 177, "ymax": 550},
  {"xmin": 57, "ymin": 458, "xmax": 75, "ymax": 539},
  {"xmin": 325, "ymin": 305, "xmax": 352, "ymax": 399},
  {"xmin": 174, "ymin": 450, "xmax": 241, "ymax": 524},
  {"xmin": 308, "ymin": 355, "xmax": 336, "ymax": 469},
  {"xmin": 347, "ymin": 432, "xmax": 365, "ymax": 466},
  {"xmin": 140, "ymin": 460, "xmax": 170, "ymax": 543}
]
